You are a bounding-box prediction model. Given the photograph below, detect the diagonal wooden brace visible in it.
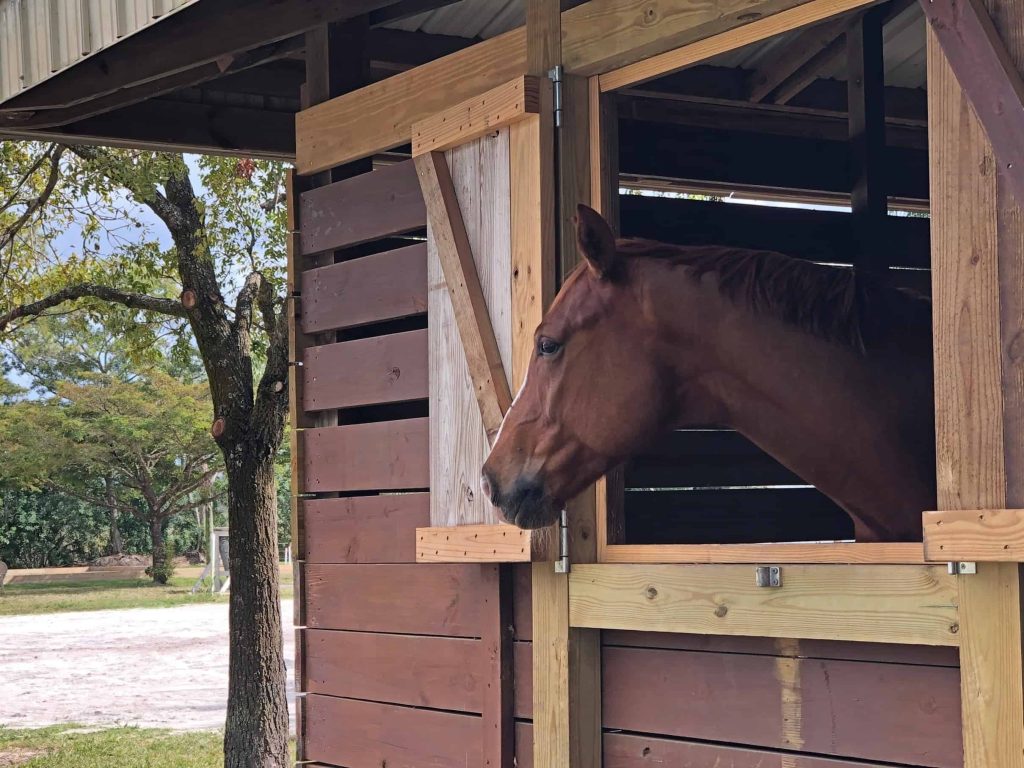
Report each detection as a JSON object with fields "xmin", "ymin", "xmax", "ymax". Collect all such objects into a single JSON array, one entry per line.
[
  {"xmin": 415, "ymin": 151, "xmax": 513, "ymax": 440},
  {"xmin": 920, "ymin": 0, "xmax": 1024, "ymax": 205}
]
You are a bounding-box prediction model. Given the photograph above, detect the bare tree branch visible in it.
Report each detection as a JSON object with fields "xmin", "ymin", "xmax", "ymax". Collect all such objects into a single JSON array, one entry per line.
[
  {"xmin": 0, "ymin": 283, "xmax": 187, "ymax": 333},
  {"xmin": 0, "ymin": 145, "xmax": 66, "ymax": 279}
]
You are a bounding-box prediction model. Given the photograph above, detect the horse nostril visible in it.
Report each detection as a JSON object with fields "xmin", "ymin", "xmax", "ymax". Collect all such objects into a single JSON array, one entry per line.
[{"xmin": 480, "ymin": 473, "xmax": 495, "ymax": 504}]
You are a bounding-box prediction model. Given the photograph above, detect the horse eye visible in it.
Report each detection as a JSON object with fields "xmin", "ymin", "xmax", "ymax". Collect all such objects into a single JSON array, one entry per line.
[{"xmin": 537, "ymin": 337, "xmax": 562, "ymax": 357}]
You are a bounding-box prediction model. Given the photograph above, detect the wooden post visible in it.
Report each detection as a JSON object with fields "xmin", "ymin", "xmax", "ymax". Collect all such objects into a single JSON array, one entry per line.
[{"xmin": 929, "ymin": 15, "xmax": 1024, "ymax": 768}]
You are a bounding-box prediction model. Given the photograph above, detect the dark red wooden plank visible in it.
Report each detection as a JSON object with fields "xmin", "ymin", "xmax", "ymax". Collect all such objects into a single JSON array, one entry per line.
[
  {"xmin": 603, "ymin": 646, "xmax": 962, "ymax": 767},
  {"xmin": 303, "ymin": 329, "xmax": 428, "ymax": 412},
  {"xmin": 514, "ymin": 641, "xmax": 531, "ymax": 720},
  {"xmin": 299, "ymin": 160, "xmax": 426, "ymax": 255},
  {"xmin": 302, "ymin": 418, "xmax": 428, "ymax": 492},
  {"xmin": 303, "ymin": 494, "xmax": 429, "ymax": 563},
  {"xmin": 304, "ymin": 694, "xmax": 480, "ymax": 767},
  {"xmin": 512, "ymin": 563, "xmax": 532, "ymax": 641},
  {"xmin": 300, "ymin": 243, "xmax": 428, "ymax": 334},
  {"xmin": 304, "ymin": 563, "xmax": 487, "ymax": 637},
  {"xmin": 481, "ymin": 565, "xmax": 514, "ymax": 768},
  {"xmin": 602, "ymin": 631, "xmax": 960, "ymax": 667},
  {"xmin": 302, "ymin": 629, "xmax": 483, "ymax": 712}
]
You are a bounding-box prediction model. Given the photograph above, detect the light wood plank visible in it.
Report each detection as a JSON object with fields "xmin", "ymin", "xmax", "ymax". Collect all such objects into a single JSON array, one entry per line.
[
  {"xmin": 412, "ymin": 76, "xmax": 541, "ymax": 157},
  {"xmin": 599, "ymin": 0, "xmax": 881, "ymax": 92},
  {"xmin": 527, "ymin": 0, "xmax": 562, "ymax": 74},
  {"xmin": 923, "ymin": 509, "xmax": 1024, "ymax": 561},
  {"xmin": 601, "ymin": 542, "xmax": 926, "ymax": 564},
  {"xmin": 569, "ymin": 564, "xmax": 960, "ymax": 646},
  {"xmin": 426, "ymin": 132, "xmax": 513, "ymax": 527},
  {"xmin": 416, "ymin": 150, "xmax": 513, "ymax": 438},
  {"xmin": 417, "ymin": 525, "xmax": 532, "ymax": 563}
]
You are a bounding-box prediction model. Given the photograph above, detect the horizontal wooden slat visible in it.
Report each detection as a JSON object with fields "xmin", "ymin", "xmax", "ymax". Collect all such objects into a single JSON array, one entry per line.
[
  {"xmin": 569, "ymin": 564, "xmax": 960, "ymax": 646},
  {"xmin": 302, "ymin": 418, "xmax": 428, "ymax": 493},
  {"xmin": 304, "ymin": 695, "xmax": 480, "ymax": 767},
  {"xmin": 304, "ymin": 563, "xmax": 488, "ymax": 636},
  {"xmin": 412, "ymin": 75, "xmax": 542, "ymax": 156},
  {"xmin": 303, "ymin": 329, "xmax": 427, "ymax": 412},
  {"xmin": 302, "ymin": 494, "xmax": 429, "ymax": 563},
  {"xmin": 300, "ymin": 243, "xmax": 428, "ymax": 334},
  {"xmin": 602, "ymin": 542, "xmax": 927, "ymax": 564},
  {"xmin": 417, "ymin": 524, "xmax": 533, "ymax": 563},
  {"xmin": 923, "ymin": 508, "xmax": 1024, "ymax": 561},
  {"xmin": 299, "ymin": 160, "xmax": 425, "ymax": 255},
  {"xmin": 603, "ymin": 646, "xmax": 962, "ymax": 767},
  {"xmin": 624, "ymin": 487, "xmax": 854, "ymax": 545},
  {"xmin": 302, "ymin": 629, "xmax": 483, "ymax": 713}
]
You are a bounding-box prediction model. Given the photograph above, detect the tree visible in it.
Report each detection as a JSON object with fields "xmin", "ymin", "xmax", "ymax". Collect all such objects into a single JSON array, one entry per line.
[
  {"xmin": 0, "ymin": 143, "xmax": 291, "ymax": 767},
  {"xmin": 0, "ymin": 372, "xmax": 221, "ymax": 581}
]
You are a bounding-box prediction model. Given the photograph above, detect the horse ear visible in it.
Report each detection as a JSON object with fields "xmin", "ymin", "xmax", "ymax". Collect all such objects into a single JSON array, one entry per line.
[{"xmin": 575, "ymin": 204, "xmax": 618, "ymax": 279}]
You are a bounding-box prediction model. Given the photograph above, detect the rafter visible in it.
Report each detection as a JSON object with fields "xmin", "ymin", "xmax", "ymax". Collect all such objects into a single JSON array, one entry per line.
[{"xmin": 746, "ymin": 13, "xmax": 854, "ymax": 102}]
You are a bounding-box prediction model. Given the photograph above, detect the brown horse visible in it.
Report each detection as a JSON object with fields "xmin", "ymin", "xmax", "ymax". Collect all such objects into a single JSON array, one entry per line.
[{"xmin": 481, "ymin": 204, "xmax": 935, "ymax": 542}]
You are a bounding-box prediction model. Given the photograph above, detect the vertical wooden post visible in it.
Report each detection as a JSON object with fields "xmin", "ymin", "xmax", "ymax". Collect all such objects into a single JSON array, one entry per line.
[
  {"xmin": 929, "ymin": 14, "xmax": 1024, "ymax": 767},
  {"xmin": 481, "ymin": 564, "xmax": 514, "ymax": 768},
  {"xmin": 847, "ymin": 5, "xmax": 888, "ymax": 278}
]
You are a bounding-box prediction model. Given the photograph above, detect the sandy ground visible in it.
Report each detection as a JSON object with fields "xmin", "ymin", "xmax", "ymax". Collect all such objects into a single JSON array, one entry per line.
[{"xmin": 0, "ymin": 600, "xmax": 295, "ymax": 731}]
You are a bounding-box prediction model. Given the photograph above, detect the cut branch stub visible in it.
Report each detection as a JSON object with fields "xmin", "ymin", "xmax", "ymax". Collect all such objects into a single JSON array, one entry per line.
[
  {"xmin": 211, "ymin": 418, "xmax": 226, "ymax": 438},
  {"xmin": 181, "ymin": 289, "xmax": 197, "ymax": 309}
]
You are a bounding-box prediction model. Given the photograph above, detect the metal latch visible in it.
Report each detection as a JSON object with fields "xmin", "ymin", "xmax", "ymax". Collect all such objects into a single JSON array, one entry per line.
[
  {"xmin": 554, "ymin": 508, "xmax": 570, "ymax": 573},
  {"xmin": 548, "ymin": 64, "xmax": 563, "ymax": 128},
  {"xmin": 948, "ymin": 561, "xmax": 977, "ymax": 575},
  {"xmin": 755, "ymin": 565, "xmax": 782, "ymax": 588}
]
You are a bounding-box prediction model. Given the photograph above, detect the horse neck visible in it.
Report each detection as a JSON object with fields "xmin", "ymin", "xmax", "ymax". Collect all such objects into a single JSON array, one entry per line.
[{"xmin": 644, "ymin": 264, "xmax": 935, "ymax": 541}]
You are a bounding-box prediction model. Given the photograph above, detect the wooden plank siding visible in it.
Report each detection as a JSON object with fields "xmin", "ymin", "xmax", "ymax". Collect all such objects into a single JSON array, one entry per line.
[
  {"xmin": 301, "ymin": 418, "xmax": 429, "ymax": 493},
  {"xmin": 302, "ymin": 494, "xmax": 429, "ymax": 564}
]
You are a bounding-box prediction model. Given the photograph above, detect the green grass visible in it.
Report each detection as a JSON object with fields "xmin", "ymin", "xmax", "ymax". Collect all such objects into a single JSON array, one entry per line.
[
  {"xmin": 0, "ymin": 569, "xmax": 294, "ymax": 617},
  {"xmin": 0, "ymin": 725, "xmax": 224, "ymax": 767}
]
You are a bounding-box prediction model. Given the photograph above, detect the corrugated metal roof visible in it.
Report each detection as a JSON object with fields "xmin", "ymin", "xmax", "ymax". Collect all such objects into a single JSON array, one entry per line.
[
  {"xmin": 0, "ymin": 0, "xmax": 199, "ymax": 105},
  {"xmin": 384, "ymin": 0, "xmax": 522, "ymax": 39}
]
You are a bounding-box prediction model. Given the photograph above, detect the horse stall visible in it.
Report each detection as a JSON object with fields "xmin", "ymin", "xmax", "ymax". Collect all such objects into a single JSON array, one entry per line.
[{"xmin": 288, "ymin": 1, "xmax": 1024, "ymax": 767}]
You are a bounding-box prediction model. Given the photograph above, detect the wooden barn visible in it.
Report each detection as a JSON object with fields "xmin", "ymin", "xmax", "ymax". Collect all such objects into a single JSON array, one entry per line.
[{"xmin": 4, "ymin": 0, "xmax": 1024, "ymax": 766}]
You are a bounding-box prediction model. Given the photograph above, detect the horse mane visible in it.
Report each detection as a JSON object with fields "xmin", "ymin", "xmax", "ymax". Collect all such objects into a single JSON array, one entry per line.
[{"xmin": 616, "ymin": 238, "xmax": 932, "ymax": 353}]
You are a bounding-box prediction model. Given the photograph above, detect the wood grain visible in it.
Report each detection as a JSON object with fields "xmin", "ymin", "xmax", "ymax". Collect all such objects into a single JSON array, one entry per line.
[
  {"xmin": 302, "ymin": 629, "xmax": 482, "ymax": 712},
  {"xmin": 302, "ymin": 494, "xmax": 429, "ymax": 563},
  {"xmin": 427, "ymin": 132, "xmax": 513, "ymax": 527},
  {"xmin": 417, "ymin": 149, "xmax": 512, "ymax": 439},
  {"xmin": 304, "ymin": 695, "xmax": 481, "ymax": 767},
  {"xmin": 416, "ymin": 524, "xmax": 533, "ymax": 563},
  {"xmin": 600, "ymin": 542, "xmax": 926, "ymax": 564},
  {"xmin": 412, "ymin": 76, "xmax": 542, "ymax": 156},
  {"xmin": 302, "ymin": 418, "xmax": 429, "ymax": 493},
  {"xmin": 923, "ymin": 508, "xmax": 1024, "ymax": 561},
  {"xmin": 303, "ymin": 563, "xmax": 487, "ymax": 636},
  {"xmin": 298, "ymin": 159, "xmax": 425, "ymax": 254},
  {"xmin": 480, "ymin": 564, "xmax": 514, "ymax": 768},
  {"xmin": 302, "ymin": 329, "xmax": 427, "ymax": 412},
  {"xmin": 568, "ymin": 564, "xmax": 960, "ymax": 646},
  {"xmin": 598, "ymin": 0, "xmax": 880, "ymax": 91},
  {"xmin": 300, "ymin": 243, "xmax": 427, "ymax": 334}
]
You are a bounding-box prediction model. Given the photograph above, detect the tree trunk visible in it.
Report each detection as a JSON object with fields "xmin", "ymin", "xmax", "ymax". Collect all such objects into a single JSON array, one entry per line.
[
  {"xmin": 109, "ymin": 510, "xmax": 124, "ymax": 556},
  {"xmin": 223, "ymin": 447, "xmax": 289, "ymax": 768},
  {"xmin": 149, "ymin": 519, "xmax": 168, "ymax": 584}
]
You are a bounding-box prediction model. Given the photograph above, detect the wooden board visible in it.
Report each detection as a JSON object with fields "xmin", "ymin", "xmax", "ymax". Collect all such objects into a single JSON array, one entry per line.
[
  {"xmin": 412, "ymin": 76, "xmax": 542, "ymax": 156},
  {"xmin": 303, "ymin": 563, "xmax": 487, "ymax": 636},
  {"xmin": 302, "ymin": 494, "xmax": 429, "ymax": 564},
  {"xmin": 302, "ymin": 418, "xmax": 428, "ymax": 493},
  {"xmin": 568, "ymin": 564, "xmax": 960, "ymax": 646},
  {"xmin": 417, "ymin": 524, "xmax": 533, "ymax": 563},
  {"xmin": 302, "ymin": 329, "xmax": 427, "ymax": 412},
  {"xmin": 923, "ymin": 508, "xmax": 1024, "ymax": 561},
  {"xmin": 303, "ymin": 695, "xmax": 481, "ymax": 767},
  {"xmin": 300, "ymin": 243, "xmax": 427, "ymax": 334},
  {"xmin": 601, "ymin": 542, "xmax": 926, "ymax": 564},
  {"xmin": 302, "ymin": 629, "xmax": 483, "ymax": 712},
  {"xmin": 417, "ymin": 150, "xmax": 512, "ymax": 439},
  {"xmin": 428, "ymin": 132, "xmax": 513, "ymax": 527},
  {"xmin": 298, "ymin": 159, "xmax": 425, "ymax": 255}
]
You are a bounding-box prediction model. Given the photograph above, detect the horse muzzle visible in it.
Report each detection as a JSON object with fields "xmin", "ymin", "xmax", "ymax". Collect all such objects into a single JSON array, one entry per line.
[{"xmin": 481, "ymin": 471, "xmax": 561, "ymax": 529}]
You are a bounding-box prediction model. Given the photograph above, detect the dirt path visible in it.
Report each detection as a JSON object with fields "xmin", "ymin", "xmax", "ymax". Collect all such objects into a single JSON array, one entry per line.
[{"xmin": 0, "ymin": 600, "xmax": 295, "ymax": 731}]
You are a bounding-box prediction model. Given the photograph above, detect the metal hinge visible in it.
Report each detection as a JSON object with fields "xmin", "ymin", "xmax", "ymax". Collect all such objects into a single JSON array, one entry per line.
[
  {"xmin": 755, "ymin": 565, "xmax": 782, "ymax": 588},
  {"xmin": 948, "ymin": 561, "xmax": 977, "ymax": 575},
  {"xmin": 554, "ymin": 508, "xmax": 570, "ymax": 573},
  {"xmin": 548, "ymin": 64, "xmax": 563, "ymax": 128}
]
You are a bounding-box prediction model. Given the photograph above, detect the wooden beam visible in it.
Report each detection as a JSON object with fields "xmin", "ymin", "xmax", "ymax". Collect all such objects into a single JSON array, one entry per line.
[
  {"xmin": 415, "ymin": 151, "xmax": 513, "ymax": 439},
  {"xmin": 569, "ymin": 564, "xmax": 961, "ymax": 646},
  {"xmin": 412, "ymin": 76, "xmax": 542, "ymax": 156},
  {"xmin": 598, "ymin": 0, "xmax": 881, "ymax": 92},
  {"xmin": 922, "ymin": 0, "xmax": 1024, "ymax": 208},
  {"xmin": 416, "ymin": 525, "xmax": 533, "ymax": 563},
  {"xmin": 923, "ymin": 509, "xmax": 1024, "ymax": 562},
  {"xmin": 3, "ymin": 0, "xmax": 397, "ymax": 112},
  {"xmin": 929, "ymin": 13, "xmax": 1024, "ymax": 766},
  {"xmin": 480, "ymin": 564, "xmax": 514, "ymax": 768},
  {"xmin": 527, "ymin": 0, "xmax": 562, "ymax": 74},
  {"xmin": 747, "ymin": 14, "xmax": 853, "ymax": 102},
  {"xmin": 600, "ymin": 542, "xmax": 926, "ymax": 564}
]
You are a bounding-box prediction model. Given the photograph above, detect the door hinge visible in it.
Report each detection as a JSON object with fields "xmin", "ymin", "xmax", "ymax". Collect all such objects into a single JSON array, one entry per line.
[
  {"xmin": 948, "ymin": 561, "xmax": 977, "ymax": 575},
  {"xmin": 548, "ymin": 64, "xmax": 563, "ymax": 128},
  {"xmin": 755, "ymin": 565, "xmax": 782, "ymax": 588},
  {"xmin": 554, "ymin": 508, "xmax": 570, "ymax": 573}
]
